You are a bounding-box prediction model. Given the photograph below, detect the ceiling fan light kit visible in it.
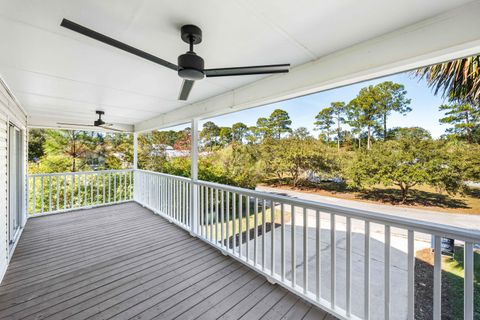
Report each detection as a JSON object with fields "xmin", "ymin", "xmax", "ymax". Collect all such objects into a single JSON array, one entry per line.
[{"xmin": 60, "ymin": 18, "xmax": 290, "ymax": 101}]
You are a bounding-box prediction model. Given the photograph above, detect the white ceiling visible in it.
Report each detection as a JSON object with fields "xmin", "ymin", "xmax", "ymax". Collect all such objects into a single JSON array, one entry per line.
[{"xmin": 0, "ymin": 0, "xmax": 475, "ymax": 130}]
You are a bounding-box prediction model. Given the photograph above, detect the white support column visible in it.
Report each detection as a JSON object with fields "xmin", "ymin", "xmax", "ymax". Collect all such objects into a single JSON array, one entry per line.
[
  {"xmin": 133, "ymin": 132, "xmax": 138, "ymax": 201},
  {"xmin": 190, "ymin": 118, "xmax": 199, "ymax": 236}
]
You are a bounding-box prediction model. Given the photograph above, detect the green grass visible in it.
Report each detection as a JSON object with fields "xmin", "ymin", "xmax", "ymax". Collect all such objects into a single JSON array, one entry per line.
[
  {"xmin": 202, "ymin": 206, "xmax": 286, "ymax": 241},
  {"xmin": 442, "ymin": 247, "xmax": 480, "ymax": 319}
]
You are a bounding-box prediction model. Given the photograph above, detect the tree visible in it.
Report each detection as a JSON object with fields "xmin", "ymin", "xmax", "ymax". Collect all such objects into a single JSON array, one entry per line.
[
  {"xmin": 231, "ymin": 122, "xmax": 248, "ymax": 143},
  {"xmin": 291, "ymin": 127, "xmax": 312, "ymax": 140},
  {"xmin": 347, "ymin": 135, "xmax": 464, "ymax": 202},
  {"xmin": 200, "ymin": 121, "xmax": 220, "ymax": 150},
  {"xmin": 386, "ymin": 127, "xmax": 431, "ymax": 141},
  {"xmin": 219, "ymin": 127, "xmax": 233, "ymax": 146},
  {"xmin": 268, "ymin": 109, "xmax": 292, "ymax": 138},
  {"xmin": 173, "ymin": 127, "xmax": 191, "ymax": 150},
  {"xmin": 43, "ymin": 130, "xmax": 94, "ymax": 172},
  {"xmin": 332, "ymin": 102, "xmax": 346, "ymax": 150},
  {"xmin": 438, "ymin": 102, "xmax": 479, "ymax": 143},
  {"xmin": 314, "ymin": 107, "xmax": 334, "ymax": 142},
  {"xmin": 374, "ymin": 82, "xmax": 411, "ymax": 140},
  {"xmin": 28, "ymin": 128, "xmax": 46, "ymax": 162},
  {"xmin": 155, "ymin": 130, "xmax": 181, "ymax": 146},
  {"xmin": 346, "ymin": 87, "xmax": 381, "ymax": 149},
  {"xmin": 255, "ymin": 117, "xmax": 272, "ymax": 140},
  {"xmin": 414, "ymin": 56, "xmax": 480, "ymax": 104},
  {"xmin": 282, "ymin": 138, "xmax": 337, "ymax": 187}
]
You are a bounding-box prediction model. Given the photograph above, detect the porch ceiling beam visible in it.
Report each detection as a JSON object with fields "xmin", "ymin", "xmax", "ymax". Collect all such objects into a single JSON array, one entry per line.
[{"xmin": 135, "ymin": 1, "xmax": 480, "ymax": 133}]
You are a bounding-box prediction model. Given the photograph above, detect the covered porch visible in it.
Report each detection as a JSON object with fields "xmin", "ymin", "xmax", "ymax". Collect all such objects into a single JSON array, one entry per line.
[{"xmin": 1, "ymin": 1, "xmax": 480, "ymax": 319}]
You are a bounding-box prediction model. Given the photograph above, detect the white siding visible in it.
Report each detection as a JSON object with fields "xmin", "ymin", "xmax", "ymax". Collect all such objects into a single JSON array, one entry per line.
[{"xmin": 0, "ymin": 77, "xmax": 27, "ymax": 283}]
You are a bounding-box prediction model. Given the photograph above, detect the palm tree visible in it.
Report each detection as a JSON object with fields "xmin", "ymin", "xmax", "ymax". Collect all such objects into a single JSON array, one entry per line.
[{"xmin": 415, "ymin": 56, "xmax": 480, "ymax": 103}]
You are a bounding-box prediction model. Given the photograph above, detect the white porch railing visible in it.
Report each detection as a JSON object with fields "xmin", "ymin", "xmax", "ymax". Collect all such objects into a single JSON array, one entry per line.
[
  {"xmin": 134, "ymin": 169, "xmax": 192, "ymax": 230},
  {"xmin": 134, "ymin": 169, "xmax": 479, "ymax": 320},
  {"xmin": 27, "ymin": 169, "xmax": 133, "ymax": 216}
]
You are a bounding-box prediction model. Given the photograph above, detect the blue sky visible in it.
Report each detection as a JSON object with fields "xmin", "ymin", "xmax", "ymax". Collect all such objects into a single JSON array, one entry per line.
[{"xmin": 174, "ymin": 71, "xmax": 450, "ymax": 138}]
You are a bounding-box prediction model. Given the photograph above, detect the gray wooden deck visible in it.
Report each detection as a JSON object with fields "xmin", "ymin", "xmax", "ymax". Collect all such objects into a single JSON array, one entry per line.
[{"xmin": 0, "ymin": 202, "xmax": 333, "ymax": 320}]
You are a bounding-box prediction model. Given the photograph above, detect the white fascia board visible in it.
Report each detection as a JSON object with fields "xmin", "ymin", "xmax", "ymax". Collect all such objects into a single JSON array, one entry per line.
[{"xmin": 135, "ymin": 1, "xmax": 480, "ymax": 133}]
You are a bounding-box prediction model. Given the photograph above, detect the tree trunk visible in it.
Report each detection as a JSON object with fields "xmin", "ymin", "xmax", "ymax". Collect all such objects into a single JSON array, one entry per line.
[
  {"xmin": 383, "ymin": 113, "xmax": 387, "ymax": 141},
  {"xmin": 466, "ymin": 112, "xmax": 473, "ymax": 143},
  {"xmin": 337, "ymin": 119, "xmax": 341, "ymax": 151},
  {"xmin": 400, "ymin": 184, "xmax": 408, "ymax": 203},
  {"xmin": 367, "ymin": 126, "xmax": 371, "ymax": 150}
]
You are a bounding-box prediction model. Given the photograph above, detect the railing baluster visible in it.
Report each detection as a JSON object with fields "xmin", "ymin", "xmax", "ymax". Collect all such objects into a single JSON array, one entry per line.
[
  {"xmin": 271, "ymin": 200, "xmax": 275, "ymax": 275},
  {"xmin": 246, "ymin": 196, "xmax": 250, "ymax": 262},
  {"xmin": 48, "ymin": 175, "xmax": 52, "ymax": 213},
  {"xmin": 233, "ymin": 192, "xmax": 236, "ymax": 252},
  {"xmin": 199, "ymin": 185, "xmax": 204, "ymax": 238},
  {"xmin": 113, "ymin": 173, "xmax": 117, "ymax": 203},
  {"xmin": 215, "ymin": 188, "xmax": 219, "ymax": 244},
  {"xmin": 433, "ymin": 235, "xmax": 442, "ymax": 320},
  {"xmin": 330, "ymin": 213, "xmax": 335, "ymax": 306},
  {"xmin": 281, "ymin": 203, "xmax": 285, "ymax": 281},
  {"xmin": 291, "ymin": 204, "xmax": 296, "ymax": 288},
  {"xmin": 385, "ymin": 225, "xmax": 391, "ymax": 320},
  {"xmin": 226, "ymin": 191, "xmax": 230, "ymax": 250},
  {"xmin": 365, "ymin": 221, "xmax": 370, "ymax": 320},
  {"xmin": 210, "ymin": 187, "xmax": 214, "ymax": 243},
  {"xmin": 464, "ymin": 241, "xmax": 474, "ymax": 320},
  {"xmin": 239, "ymin": 194, "xmax": 243, "ymax": 258},
  {"xmin": 408, "ymin": 230, "xmax": 415, "ymax": 320},
  {"xmin": 124, "ymin": 171, "xmax": 127, "ymax": 201},
  {"xmin": 41, "ymin": 176, "xmax": 44, "ymax": 214},
  {"xmin": 63, "ymin": 174, "xmax": 67, "ymax": 210},
  {"xmin": 254, "ymin": 197, "xmax": 258, "ymax": 265},
  {"xmin": 346, "ymin": 216, "xmax": 352, "ymax": 317},
  {"xmin": 71, "ymin": 174, "xmax": 74, "ymax": 209},
  {"xmin": 90, "ymin": 174, "xmax": 94, "ymax": 205},
  {"xmin": 221, "ymin": 191, "xmax": 225, "ymax": 250},
  {"xmin": 262, "ymin": 199, "xmax": 266, "ymax": 270},
  {"xmin": 103, "ymin": 174, "xmax": 106, "ymax": 205},
  {"xmin": 84, "ymin": 173, "xmax": 87, "ymax": 205},
  {"xmin": 32, "ymin": 176, "xmax": 36, "ymax": 215},
  {"xmin": 96, "ymin": 174, "xmax": 99, "ymax": 205},
  {"xmin": 77, "ymin": 174, "xmax": 81, "ymax": 206},
  {"xmin": 316, "ymin": 209, "xmax": 321, "ymax": 302},
  {"xmin": 56, "ymin": 176, "xmax": 59, "ymax": 211}
]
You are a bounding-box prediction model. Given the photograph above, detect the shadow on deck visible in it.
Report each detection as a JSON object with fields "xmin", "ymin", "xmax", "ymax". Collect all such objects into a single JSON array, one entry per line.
[{"xmin": 0, "ymin": 202, "xmax": 333, "ymax": 320}]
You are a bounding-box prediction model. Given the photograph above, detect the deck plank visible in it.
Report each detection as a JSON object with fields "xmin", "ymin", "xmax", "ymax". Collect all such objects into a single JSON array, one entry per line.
[{"xmin": 0, "ymin": 202, "xmax": 334, "ymax": 320}]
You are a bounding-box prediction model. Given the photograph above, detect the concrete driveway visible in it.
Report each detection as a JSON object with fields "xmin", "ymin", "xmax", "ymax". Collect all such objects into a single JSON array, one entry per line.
[{"xmin": 256, "ymin": 186, "xmax": 480, "ymax": 230}]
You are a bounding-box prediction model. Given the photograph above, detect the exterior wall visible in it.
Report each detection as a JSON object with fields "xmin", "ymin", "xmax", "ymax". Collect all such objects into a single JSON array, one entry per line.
[{"xmin": 0, "ymin": 77, "xmax": 27, "ymax": 283}]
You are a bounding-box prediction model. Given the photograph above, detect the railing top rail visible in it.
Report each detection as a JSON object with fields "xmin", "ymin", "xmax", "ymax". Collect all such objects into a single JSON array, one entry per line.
[
  {"xmin": 195, "ymin": 179, "xmax": 480, "ymax": 243},
  {"xmin": 28, "ymin": 169, "xmax": 133, "ymax": 177},
  {"xmin": 136, "ymin": 169, "xmax": 191, "ymax": 182}
]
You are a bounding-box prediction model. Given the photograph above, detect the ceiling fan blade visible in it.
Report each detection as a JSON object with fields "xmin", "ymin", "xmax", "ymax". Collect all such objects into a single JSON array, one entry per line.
[
  {"xmin": 204, "ymin": 64, "xmax": 290, "ymax": 77},
  {"xmin": 178, "ymin": 79, "xmax": 195, "ymax": 101},
  {"xmin": 57, "ymin": 122, "xmax": 96, "ymax": 127},
  {"xmin": 60, "ymin": 19, "xmax": 178, "ymax": 71},
  {"xmin": 99, "ymin": 125, "xmax": 125, "ymax": 133}
]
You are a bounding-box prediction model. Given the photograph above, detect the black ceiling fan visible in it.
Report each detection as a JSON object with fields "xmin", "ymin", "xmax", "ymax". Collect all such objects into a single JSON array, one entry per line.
[
  {"xmin": 57, "ymin": 111, "xmax": 125, "ymax": 132},
  {"xmin": 60, "ymin": 19, "xmax": 290, "ymax": 101}
]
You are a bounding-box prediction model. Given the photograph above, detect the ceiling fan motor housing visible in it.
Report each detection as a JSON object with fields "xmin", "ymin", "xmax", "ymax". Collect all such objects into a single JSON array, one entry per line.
[
  {"xmin": 94, "ymin": 110, "xmax": 105, "ymax": 126},
  {"xmin": 178, "ymin": 52, "xmax": 204, "ymax": 80}
]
